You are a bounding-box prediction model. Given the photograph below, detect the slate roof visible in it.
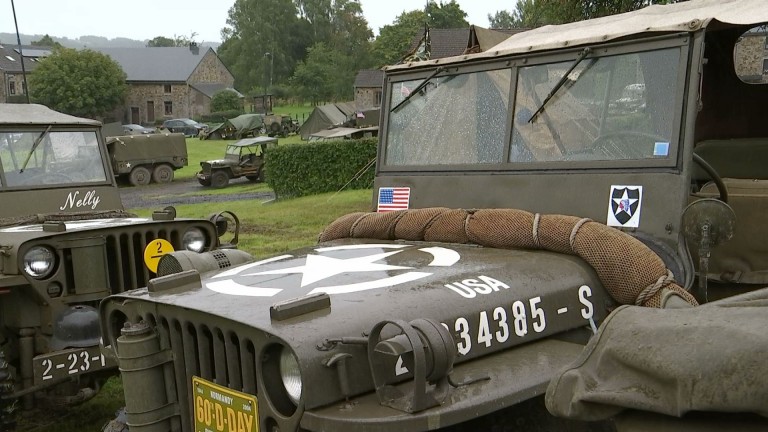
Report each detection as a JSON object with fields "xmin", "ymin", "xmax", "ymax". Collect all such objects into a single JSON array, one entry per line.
[
  {"xmin": 0, "ymin": 44, "xmax": 49, "ymax": 73},
  {"xmin": 406, "ymin": 27, "xmax": 526, "ymax": 60},
  {"xmin": 353, "ymin": 69, "xmax": 384, "ymax": 88},
  {"xmin": 92, "ymin": 46, "xmax": 213, "ymax": 82}
]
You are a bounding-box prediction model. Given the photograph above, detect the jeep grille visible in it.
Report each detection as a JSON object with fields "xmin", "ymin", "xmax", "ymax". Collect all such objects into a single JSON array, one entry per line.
[{"xmin": 141, "ymin": 310, "xmax": 259, "ymax": 432}]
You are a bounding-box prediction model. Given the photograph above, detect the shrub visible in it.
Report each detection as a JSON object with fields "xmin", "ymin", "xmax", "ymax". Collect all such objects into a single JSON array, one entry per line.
[
  {"xmin": 266, "ymin": 138, "xmax": 377, "ymax": 198},
  {"xmin": 200, "ymin": 110, "xmax": 243, "ymax": 124}
]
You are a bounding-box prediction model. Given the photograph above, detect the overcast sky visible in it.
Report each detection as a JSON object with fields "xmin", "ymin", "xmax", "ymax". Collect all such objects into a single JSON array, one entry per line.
[{"xmin": 0, "ymin": 0, "xmax": 509, "ymax": 43}]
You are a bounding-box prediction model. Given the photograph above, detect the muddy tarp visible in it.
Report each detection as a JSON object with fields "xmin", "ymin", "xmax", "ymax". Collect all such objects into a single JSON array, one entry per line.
[
  {"xmin": 545, "ymin": 288, "xmax": 768, "ymax": 421},
  {"xmin": 203, "ymin": 114, "xmax": 264, "ymax": 139}
]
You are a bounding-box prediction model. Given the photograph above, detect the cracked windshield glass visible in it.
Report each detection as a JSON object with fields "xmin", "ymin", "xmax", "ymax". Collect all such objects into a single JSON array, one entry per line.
[
  {"xmin": 385, "ymin": 48, "xmax": 680, "ymax": 166},
  {"xmin": 0, "ymin": 131, "xmax": 107, "ymax": 187}
]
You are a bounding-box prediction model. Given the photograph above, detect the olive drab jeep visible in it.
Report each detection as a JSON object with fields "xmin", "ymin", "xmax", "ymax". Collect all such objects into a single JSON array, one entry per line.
[
  {"xmin": 101, "ymin": 1, "xmax": 768, "ymax": 431},
  {"xmin": 196, "ymin": 136, "xmax": 277, "ymax": 188},
  {"xmin": 0, "ymin": 104, "xmax": 239, "ymax": 418}
]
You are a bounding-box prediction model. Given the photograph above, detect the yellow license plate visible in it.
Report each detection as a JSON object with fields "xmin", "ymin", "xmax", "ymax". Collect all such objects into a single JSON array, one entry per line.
[{"xmin": 192, "ymin": 376, "xmax": 259, "ymax": 432}]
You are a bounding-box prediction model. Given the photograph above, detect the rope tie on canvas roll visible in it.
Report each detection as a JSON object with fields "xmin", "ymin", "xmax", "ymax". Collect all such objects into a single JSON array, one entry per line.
[
  {"xmin": 569, "ymin": 218, "xmax": 592, "ymax": 251},
  {"xmin": 635, "ymin": 269, "xmax": 675, "ymax": 306},
  {"xmin": 319, "ymin": 208, "xmax": 698, "ymax": 308},
  {"xmin": 532, "ymin": 213, "xmax": 542, "ymax": 248}
]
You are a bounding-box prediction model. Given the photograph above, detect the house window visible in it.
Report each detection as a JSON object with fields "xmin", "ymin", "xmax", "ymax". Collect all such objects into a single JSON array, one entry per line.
[
  {"xmin": 164, "ymin": 101, "xmax": 173, "ymax": 115},
  {"xmin": 375, "ymin": 90, "xmax": 382, "ymax": 106},
  {"xmin": 9, "ymin": 81, "xmax": 15, "ymax": 95},
  {"xmin": 21, "ymin": 82, "xmax": 26, "ymax": 95},
  {"xmin": 164, "ymin": 84, "xmax": 172, "ymax": 94}
]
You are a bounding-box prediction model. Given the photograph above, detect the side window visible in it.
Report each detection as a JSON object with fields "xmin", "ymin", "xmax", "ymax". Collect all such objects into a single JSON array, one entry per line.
[
  {"xmin": 164, "ymin": 101, "xmax": 173, "ymax": 115},
  {"xmin": 734, "ymin": 25, "xmax": 768, "ymax": 83}
]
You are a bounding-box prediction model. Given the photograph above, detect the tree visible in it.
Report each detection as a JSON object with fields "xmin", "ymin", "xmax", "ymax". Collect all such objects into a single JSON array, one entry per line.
[
  {"xmin": 210, "ymin": 89, "xmax": 242, "ymax": 112},
  {"xmin": 28, "ymin": 48, "xmax": 127, "ymax": 119},
  {"xmin": 427, "ymin": 0, "xmax": 468, "ymax": 28},
  {"xmin": 147, "ymin": 36, "xmax": 176, "ymax": 47},
  {"xmin": 31, "ymin": 34, "xmax": 62, "ymax": 48},
  {"xmin": 147, "ymin": 33, "xmax": 199, "ymax": 47},
  {"xmin": 290, "ymin": 43, "xmax": 352, "ymax": 104},
  {"xmin": 490, "ymin": 0, "xmax": 684, "ymax": 29},
  {"xmin": 219, "ymin": 0, "xmax": 303, "ymax": 93}
]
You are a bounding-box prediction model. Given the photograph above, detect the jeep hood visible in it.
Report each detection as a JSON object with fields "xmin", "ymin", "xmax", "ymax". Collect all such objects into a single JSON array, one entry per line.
[{"xmin": 107, "ymin": 238, "xmax": 608, "ymax": 358}]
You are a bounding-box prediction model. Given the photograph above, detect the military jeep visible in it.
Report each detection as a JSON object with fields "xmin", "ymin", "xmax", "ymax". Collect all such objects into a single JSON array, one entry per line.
[
  {"xmin": 0, "ymin": 104, "xmax": 238, "ymax": 416},
  {"xmin": 196, "ymin": 136, "xmax": 277, "ymax": 188},
  {"xmin": 102, "ymin": 1, "xmax": 768, "ymax": 431}
]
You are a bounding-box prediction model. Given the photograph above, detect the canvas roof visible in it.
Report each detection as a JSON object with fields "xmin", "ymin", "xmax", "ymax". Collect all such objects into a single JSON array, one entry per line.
[
  {"xmin": 191, "ymin": 83, "xmax": 244, "ymax": 98},
  {"xmin": 387, "ymin": 0, "xmax": 768, "ymax": 72},
  {"xmin": 0, "ymin": 103, "xmax": 100, "ymax": 126},
  {"xmin": 231, "ymin": 136, "xmax": 278, "ymax": 147},
  {"xmin": 93, "ymin": 46, "xmax": 213, "ymax": 82},
  {"xmin": 309, "ymin": 126, "xmax": 378, "ymax": 140}
]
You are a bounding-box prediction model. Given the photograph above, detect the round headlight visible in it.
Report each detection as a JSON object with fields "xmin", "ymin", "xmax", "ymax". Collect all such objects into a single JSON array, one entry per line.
[
  {"xmin": 23, "ymin": 246, "xmax": 56, "ymax": 279},
  {"xmin": 182, "ymin": 228, "xmax": 206, "ymax": 252},
  {"xmin": 279, "ymin": 348, "xmax": 302, "ymax": 405}
]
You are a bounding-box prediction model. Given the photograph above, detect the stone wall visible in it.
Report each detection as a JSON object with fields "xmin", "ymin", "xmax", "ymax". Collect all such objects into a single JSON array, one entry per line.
[
  {"xmin": 189, "ymin": 50, "xmax": 234, "ymax": 85},
  {"xmin": 734, "ymin": 33, "xmax": 767, "ymax": 83},
  {"xmin": 355, "ymin": 87, "xmax": 382, "ymax": 108}
]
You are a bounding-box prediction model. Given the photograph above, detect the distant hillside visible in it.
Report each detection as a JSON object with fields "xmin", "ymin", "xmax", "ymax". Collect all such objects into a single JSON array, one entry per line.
[{"xmin": 0, "ymin": 32, "xmax": 220, "ymax": 50}]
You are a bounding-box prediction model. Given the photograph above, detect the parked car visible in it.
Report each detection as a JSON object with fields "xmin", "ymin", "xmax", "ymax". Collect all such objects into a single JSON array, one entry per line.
[
  {"xmin": 162, "ymin": 118, "xmax": 208, "ymax": 137},
  {"xmin": 122, "ymin": 124, "xmax": 157, "ymax": 135}
]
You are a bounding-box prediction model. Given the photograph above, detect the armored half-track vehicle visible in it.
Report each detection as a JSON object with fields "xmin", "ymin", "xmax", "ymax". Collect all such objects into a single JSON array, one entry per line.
[
  {"xmin": 0, "ymin": 104, "xmax": 238, "ymax": 416},
  {"xmin": 196, "ymin": 136, "xmax": 277, "ymax": 188},
  {"xmin": 101, "ymin": 1, "xmax": 768, "ymax": 431}
]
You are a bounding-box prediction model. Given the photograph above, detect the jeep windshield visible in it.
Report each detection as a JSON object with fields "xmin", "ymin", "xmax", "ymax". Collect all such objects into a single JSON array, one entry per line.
[
  {"xmin": 0, "ymin": 130, "xmax": 108, "ymax": 188},
  {"xmin": 384, "ymin": 40, "xmax": 683, "ymax": 169}
]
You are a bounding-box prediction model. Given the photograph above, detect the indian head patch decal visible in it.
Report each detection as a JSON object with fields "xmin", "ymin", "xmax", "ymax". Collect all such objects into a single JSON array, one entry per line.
[{"xmin": 606, "ymin": 185, "xmax": 642, "ymax": 228}]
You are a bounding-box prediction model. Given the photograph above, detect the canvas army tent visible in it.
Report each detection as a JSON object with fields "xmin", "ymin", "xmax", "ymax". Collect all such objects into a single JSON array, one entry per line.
[{"xmin": 299, "ymin": 102, "xmax": 368, "ymax": 140}]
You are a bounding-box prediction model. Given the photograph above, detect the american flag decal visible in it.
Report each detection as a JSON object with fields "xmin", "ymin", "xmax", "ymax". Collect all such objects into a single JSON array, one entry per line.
[{"xmin": 377, "ymin": 187, "xmax": 410, "ymax": 212}]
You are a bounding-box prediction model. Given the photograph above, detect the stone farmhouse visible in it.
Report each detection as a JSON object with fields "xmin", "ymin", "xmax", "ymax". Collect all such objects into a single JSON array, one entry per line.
[{"xmin": 94, "ymin": 44, "xmax": 240, "ymax": 125}]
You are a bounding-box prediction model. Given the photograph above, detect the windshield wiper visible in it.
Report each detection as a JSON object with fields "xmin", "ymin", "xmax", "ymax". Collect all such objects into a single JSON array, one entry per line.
[
  {"xmin": 391, "ymin": 66, "xmax": 445, "ymax": 113},
  {"xmin": 19, "ymin": 125, "xmax": 52, "ymax": 173},
  {"xmin": 528, "ymin": 47, "xmax": 591, "ymax": 123}
]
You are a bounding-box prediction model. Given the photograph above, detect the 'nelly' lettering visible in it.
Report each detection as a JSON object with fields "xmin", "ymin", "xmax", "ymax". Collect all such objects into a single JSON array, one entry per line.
[{"xmin": 60, "ymin": 190, "xmax": 101, "ymax": 211}]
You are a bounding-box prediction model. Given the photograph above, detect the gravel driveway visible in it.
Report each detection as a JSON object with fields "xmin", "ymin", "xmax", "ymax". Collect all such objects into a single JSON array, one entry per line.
[{"xmin": 119, "ymin": 177, "xmax": 275, "ymax": 210}]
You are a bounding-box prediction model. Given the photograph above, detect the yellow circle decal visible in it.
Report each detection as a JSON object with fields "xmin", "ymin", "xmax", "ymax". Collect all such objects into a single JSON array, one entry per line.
[{"xmin": 143, "ymin": 239, "xmax": 175, "ymax": 273}]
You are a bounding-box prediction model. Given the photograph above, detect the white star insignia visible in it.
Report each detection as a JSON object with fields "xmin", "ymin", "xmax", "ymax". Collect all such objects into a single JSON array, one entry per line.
[{"xmin": 249, "ymin": 250, "xmax": 412, "ymax": 287}]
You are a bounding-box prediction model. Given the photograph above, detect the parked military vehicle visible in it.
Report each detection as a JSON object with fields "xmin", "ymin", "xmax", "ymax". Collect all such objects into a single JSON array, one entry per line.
[
  {"xmin": 196, "ymin": 136, "xmax": 277, "ymax": 188},
  {"xmin": 263, "ymin": 114, "xmax": 299, "ymax": 137},
  {"xmin": 0, "ymin": 104, "xmax": 239, "ymax": 418},
  {"xmin": 106, "ymin": 133, "xmax": 188, "ymax": 186},
  {"xmin": 101, "ymin": 1, "xmax": 768, "ymax": 431}
]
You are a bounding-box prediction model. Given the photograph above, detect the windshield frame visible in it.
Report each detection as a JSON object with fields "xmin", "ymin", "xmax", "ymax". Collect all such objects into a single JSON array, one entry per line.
[
  {"xmin": 0, "ymin": 126, "xmax": 113, "ymax": 190},
  {"xmin": 379, "ymin": 33, "xmax": 690, "ymax": 173}
]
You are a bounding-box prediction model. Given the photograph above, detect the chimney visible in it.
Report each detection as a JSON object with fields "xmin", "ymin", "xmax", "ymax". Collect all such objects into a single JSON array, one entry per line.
[{"xmin": 189, "ymin": 41, "xmax": 199, "ymax": 55}]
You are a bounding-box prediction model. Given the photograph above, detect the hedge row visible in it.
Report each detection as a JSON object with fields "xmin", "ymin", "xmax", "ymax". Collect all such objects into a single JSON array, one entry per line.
[
  {"xmin": 200, "ymin": 110, "xmax": 244, "ymax": 124},
  {"xmin": 265, "ymin": 138, "xmax": 377, "ymax": 198}
]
